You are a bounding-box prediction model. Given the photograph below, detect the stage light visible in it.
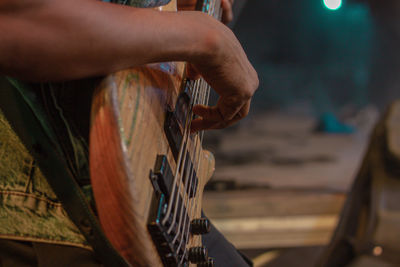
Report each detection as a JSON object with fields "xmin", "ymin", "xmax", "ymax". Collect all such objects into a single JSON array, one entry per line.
[{"xmin": 323, "ymin": 0, "xmax": 342, "ymax": 10}]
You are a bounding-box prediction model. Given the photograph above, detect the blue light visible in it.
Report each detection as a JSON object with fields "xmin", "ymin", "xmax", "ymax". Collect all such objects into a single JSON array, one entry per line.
[{"xmin": 323, "ymin": 0, "xmax": 342, "ymax": 10}]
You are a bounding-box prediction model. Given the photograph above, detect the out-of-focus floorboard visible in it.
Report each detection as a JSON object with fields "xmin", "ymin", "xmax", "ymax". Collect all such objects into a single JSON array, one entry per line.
[
  {"xmin": 203, "ymin": 189, "xmax": 345, "ymax": 249},
  {"xmin": 212, "ymin": 215, "xmax": 337, "ymax": 249}
]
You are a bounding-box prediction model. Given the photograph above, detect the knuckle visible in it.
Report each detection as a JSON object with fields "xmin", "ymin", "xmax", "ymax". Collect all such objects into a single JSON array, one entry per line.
[
  {"xmin": 240, "ymin": 87, "xmax": 253, "ymax": 100},
  {"xmin": 241, "ymin": 108, "xmax": 249, "ymax": 118},
  {"xmin": 241, "ymin": 78, "xmax": 258, "ymax": 99},
  {"xmin": 254, "ymin": 75, "xmax": 260, "ymax": 89},
  {"xmin": 227, "ymin": 94, "xmax": 244, "ymax": 104},
  {"xmin": 243, "ymin": 90, "xmax": 253, "ymax": 100}
]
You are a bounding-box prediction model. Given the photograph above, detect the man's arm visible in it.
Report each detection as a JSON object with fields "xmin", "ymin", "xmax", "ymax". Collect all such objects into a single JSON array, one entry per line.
[
  {"xmin": 0, "ymin": 0, "xmax": 211, "ymax": 81},
  {"xmin": 0, "ymin": 0, "xmax": 258, "ymax": 131}
]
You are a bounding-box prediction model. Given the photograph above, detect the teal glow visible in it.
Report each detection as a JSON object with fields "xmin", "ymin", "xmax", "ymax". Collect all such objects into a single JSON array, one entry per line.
[{"xmin": 323, "ymin": 0, "xmax": 342, "ymax": 10}]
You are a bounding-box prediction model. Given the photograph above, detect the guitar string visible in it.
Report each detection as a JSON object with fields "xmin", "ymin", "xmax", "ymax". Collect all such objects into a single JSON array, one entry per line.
[
  {"xmin": 177, "ymin": 81, "xmax": 211, "ymax": 265},
  {"xmin": 169, "ymin": 79, "xmax": 207, "ymax": 239},
  {"xmin": 175, "ymin": 79, "xmax": 209, "ymax": 259},
  {"xmin": 162, "ymin": 78, "xmax": 202, "ymax": 228},
  {"xmin": 190, "ymin": 82, "xmax": 210, "ymax": 231},
  {"xmin": 169, "ymin": 80, "xmax": 209, "ymax": 242},
  {"xmin": 161, "ymin": 79, "xmax": 200, "ymax": 226},
  {"xmin": 172, "ymin": 80, "xmax": 205, "ymax": 264},
  {"xmin": 163, "ymin": 79, "xmax": 199, "ymax": 230},
  {"xmin": 170, "ymin": 81, "xmax": 203, "ymax": 245},
  {"xmin": 172, "ymin": 78, "xmax": 206, "ymax": 244},
  {"xmin": 166, "ymin": 81, "xmax": 202, "ymax": 235},
  {"xmin": 189, "ymin": 83, "xmax": 211, "ymax": 233},
  {"xmin": 164, "ymin": 80, "xmax": 203, "ymax": 235}
]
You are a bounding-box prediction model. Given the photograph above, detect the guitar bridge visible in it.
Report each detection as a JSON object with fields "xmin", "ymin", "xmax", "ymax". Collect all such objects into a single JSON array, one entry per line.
[
  {"xmin": 148, "ymin": 193, "xmax": 190, "ymax": 267},
  {"xmin": 148, "ymin": 154, "xmax": 200, "ymax": 266}
]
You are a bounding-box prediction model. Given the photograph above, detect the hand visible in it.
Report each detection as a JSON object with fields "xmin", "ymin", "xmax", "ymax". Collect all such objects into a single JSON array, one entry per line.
[
  {"xmin": 178, "ymin": 0, "xmax": 234, "ymax": 24},
  {"xmin": 184, "ymin": 12, "xmax": 259, "ymax": 132}
]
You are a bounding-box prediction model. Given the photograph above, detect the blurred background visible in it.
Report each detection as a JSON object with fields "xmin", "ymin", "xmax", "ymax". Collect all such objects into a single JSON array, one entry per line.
[{"xmin": 202, "ymin": 0, "xmax": 400, "ymax": 266}]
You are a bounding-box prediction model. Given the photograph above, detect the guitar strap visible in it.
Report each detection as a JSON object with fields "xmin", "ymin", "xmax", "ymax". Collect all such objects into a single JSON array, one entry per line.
[{"xmin": 0, "ymin": 77, "xmax": 130, "ymax": 267}]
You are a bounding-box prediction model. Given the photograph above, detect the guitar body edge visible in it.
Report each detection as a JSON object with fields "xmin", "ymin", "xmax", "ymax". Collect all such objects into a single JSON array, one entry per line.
[{"xmin": 90, "ymin": 63, "xmax": 215, "ymax": 266}]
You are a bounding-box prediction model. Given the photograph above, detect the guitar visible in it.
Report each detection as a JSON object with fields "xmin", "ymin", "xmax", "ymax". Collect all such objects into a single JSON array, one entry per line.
[{"xmin": 89, "ymin": 0, "xmax": 221, "ymax": 266}]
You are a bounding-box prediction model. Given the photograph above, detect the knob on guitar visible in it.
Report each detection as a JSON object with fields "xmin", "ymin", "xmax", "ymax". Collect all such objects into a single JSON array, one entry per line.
[
  {"xmin": 191, "ymin": 218, "xmax": 211, "ymax": 235},
  {"xmin": 189, "ymin": 246, "xmax": 208, "ymax": 263}
]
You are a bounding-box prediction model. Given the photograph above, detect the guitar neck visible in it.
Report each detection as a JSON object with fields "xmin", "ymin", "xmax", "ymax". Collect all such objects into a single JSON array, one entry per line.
[{"xmin": 197, "ymin": 0, "xmax": 222, "ymax": 20}]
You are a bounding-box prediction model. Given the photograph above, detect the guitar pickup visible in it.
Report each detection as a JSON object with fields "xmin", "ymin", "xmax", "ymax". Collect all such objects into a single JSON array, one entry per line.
[
  {"xmin": 164, "ymin": 112, "xmax": 183, "ymax": 161},
  {"xmin": 183, "ymin": 153, "xmax": 198, "ymax": 198},
  {"xmin": 164, "ymin": 85, "xmax": 191, "ymax": 161},
  {"xmin": 150, "ymin": 155, "xmax": 174, "ymax": 200},
  {"xmin": 150, "ymin": 154, "xmax": 198, "ymax": 200}
]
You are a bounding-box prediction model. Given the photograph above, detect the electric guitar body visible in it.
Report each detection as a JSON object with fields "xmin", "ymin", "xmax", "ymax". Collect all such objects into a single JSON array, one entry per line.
[{"xmin": 89, "ymin": 1, "xmax": 221, "ymax": 266}]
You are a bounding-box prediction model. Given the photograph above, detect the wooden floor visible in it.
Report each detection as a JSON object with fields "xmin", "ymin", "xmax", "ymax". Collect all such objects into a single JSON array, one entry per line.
[
  {"xmin": 202, "ymin": 109, "xmax": 378, "ymax": 266},
  {"xmin": 204, "ymin": 189, "xmax": 345, "ymax": 249}
]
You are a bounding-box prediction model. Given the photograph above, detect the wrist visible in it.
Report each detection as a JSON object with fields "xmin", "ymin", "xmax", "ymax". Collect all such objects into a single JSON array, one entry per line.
[{"xmin": 159, "ymin": 11, "xmax": 222, "ymax": 65}]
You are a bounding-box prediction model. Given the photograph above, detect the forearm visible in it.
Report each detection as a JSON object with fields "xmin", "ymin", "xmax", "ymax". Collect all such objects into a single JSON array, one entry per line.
[
  {"xmin": 0, "ymin": 0, "xmax": 258, "ymax": 131},
  {"xmin": 0, "ymin": 0, "xmax": 212, "ymax": 81}
]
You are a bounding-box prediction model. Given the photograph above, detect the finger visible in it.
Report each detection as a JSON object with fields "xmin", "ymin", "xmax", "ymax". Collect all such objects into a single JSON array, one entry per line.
[
  {"xmin": 191, "ymin": 95, "xmax": 248, "ymax": 132},
  {"xmin": 191, "ymin": 100, "xmax": 250, "ymax": 132},
  {"xmin": 221, "ymin": 0, "xmax": 233, "ymax": 24},
  {"xmin": 210, "ymin": 99, "xmax": 250, "ymax": 129},
  {"xmin": 191, "ymin": 104, "xmax": 224, "ymax": 132},
  {"xmin": 186, "ymin": 63, "xmax": 201, "ymax": 80},
  {"xmin": 195, "ymin": 95, "xmax": 245, "ymax": 125},
  {"xmin": 217, "ymin": 94, "xmax": 247, "ymax": 122},
  {"xmin": 193, "ymin": 104, "xmax": 224, "ymax": 122},
  {"xmin": 191, "ymin": 117, "xmax": 216, "ymax": 133}
]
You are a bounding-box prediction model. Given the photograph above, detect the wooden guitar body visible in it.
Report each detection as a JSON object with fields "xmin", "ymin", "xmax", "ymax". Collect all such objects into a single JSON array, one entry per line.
[{"xmin": 90, "ymin": 2, "xmax": 218, "ymax": 266}]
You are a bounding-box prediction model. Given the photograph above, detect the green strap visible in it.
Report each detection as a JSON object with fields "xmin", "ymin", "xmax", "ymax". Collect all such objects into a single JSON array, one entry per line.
[{"xmin": 0, "ymin": 77, "xmax": 130, "ymax": 267}]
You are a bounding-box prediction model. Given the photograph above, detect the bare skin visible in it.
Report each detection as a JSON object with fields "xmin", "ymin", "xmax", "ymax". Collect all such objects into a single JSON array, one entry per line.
[{"xmin": 0, "ymin": 0, "xmax": 258, "ymax": 132}]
